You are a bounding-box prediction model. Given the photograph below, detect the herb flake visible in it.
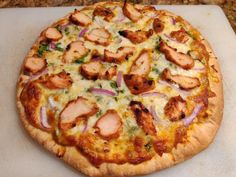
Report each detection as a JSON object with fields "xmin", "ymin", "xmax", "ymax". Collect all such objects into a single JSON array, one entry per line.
[{"xmin": 38, "ymin": 43, "xmax": 48, "ymax": 57}]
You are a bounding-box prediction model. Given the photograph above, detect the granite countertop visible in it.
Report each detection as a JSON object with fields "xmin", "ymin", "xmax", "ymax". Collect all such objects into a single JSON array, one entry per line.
[{"xmin": 0, "ymin": 0, "xmax": 235, "ymax": 33}]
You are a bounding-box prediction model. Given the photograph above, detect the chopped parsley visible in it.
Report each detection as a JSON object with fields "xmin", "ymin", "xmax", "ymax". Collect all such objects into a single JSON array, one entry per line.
[
  {"xmin": 110, "ymin": 81, "xmax": 118, "ymax": 89},
  {"xmin": 55, "ymin": 42, "xmax": 64, "ymax": 52},
  {"xmin": 128, "ymin": 126, "xmax": 139, "ymax": 136},
  {"xmin": 144, "ymin": 142, "xmax": 152, "ymax": 151},
  {"xmin": 155, "ymin": 37, "xmax": 162, "ymax": 51},
  {"xmin": 75, "ymin": 57, "xmax": 85, "ymax": 64},
  {"xmin": 152, "ymin": 67, "xmax": 160, "ymax": 74},
  {"xmin": 64, "ymin": 27, "xmax": 70, "ymax": 35},
  {"xmin": 117, "ymin": 89, "xmax": 125, "ymax": 94},
  {"xmin": 38, "ymin": 43, "xmax": 48, "ymax": 57},
  {"xmin": 113, "ymin": 96, "xmax": 118, "ymax": 102},
  {"xmin": 96, "ymin": 110, "xmax": 103, "ymax": 117},
  {"xmin": 186, "ymin": 31, "xmax": 196, "ymax": 40},
  {"xmin": 55, "ymin": 25, "xmax": 61, "ymax": 32}
]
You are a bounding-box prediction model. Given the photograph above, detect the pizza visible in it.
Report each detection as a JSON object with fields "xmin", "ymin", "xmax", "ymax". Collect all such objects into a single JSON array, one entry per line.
[{"xmin": 16, "ymin": 2, "xmax": 223, "ymax": 177}]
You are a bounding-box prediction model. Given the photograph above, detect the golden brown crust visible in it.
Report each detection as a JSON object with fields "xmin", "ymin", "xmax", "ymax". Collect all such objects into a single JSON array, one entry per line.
[{"xmin": 16, "ymin": 2, "xmax": 223, "ymax": 177}]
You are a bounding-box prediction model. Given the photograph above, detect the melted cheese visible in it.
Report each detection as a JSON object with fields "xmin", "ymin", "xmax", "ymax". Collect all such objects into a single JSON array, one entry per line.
[{"xmin": 22, "ymin": 4, "xmax": 209, "ymax": 160}]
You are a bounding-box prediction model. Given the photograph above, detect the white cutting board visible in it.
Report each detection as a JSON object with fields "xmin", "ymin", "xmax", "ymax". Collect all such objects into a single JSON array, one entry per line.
[{"xmin": 0, "ymin": 5, "xmax": 236, "ymax": 177}]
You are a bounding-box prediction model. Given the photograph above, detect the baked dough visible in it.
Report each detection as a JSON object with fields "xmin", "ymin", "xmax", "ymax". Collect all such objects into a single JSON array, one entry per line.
[{"xmin": 16, "ymin": 2, "xmax": 223, "ymax": 177}]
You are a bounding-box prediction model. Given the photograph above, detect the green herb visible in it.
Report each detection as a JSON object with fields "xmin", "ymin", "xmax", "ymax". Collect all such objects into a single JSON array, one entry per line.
[
  {"xmin": 114, "ymin": 96, "xmax": 118, "ymax": 101},
  {"xmin": 64, "ymin": 27, "xmax": 70, "ymax": 35},
  {"xmin": 128, "ymin": 126, "xmax": 138, "ymax": 135},
  {"xmin": 96, "ymin": 110, "xmax": 102, "ymax": 117},
  {"xmin": 55, "ymin": 43, "xmax": 64, "ymax": 52},
  {"xmin": 55, "ymin": 25, "xmax": 61, "ymax": 32},
  {"xmin": 47, "ymin": 63, "xmax": 54, "ymax": 66},
  {"xmin": 187, "ymin": 50, "xmax": 192, "ymax": 55},
  {"xmin": 148, "ymin": 77, "xmax": 154, "ymax": 81},
  {"xmin": 186, "ymin": 31, "xmax": 196, "ymax": 40},
  {"xmin": 75, "ymin": 57, "xmax": 85, "ymax": 64},
  {"xmin": 110, "ymin": 81, "xmax": 118, "ymax": 89},
  {"xmin": 152, "ymin": 68, "xmax": 160, "ymax": 74},
  {"xmin": 144, "ymin": 142, "xmax": 152, "ymax": 151},
  {"xmin": 155, "ymin": 37, "xmax": 162, "ymax": 51},
  {"xmin": 98, "ymin": 83, "xmax": 102, "ymax": 88},
  {"xmin": 38, "ymin": 43, "xmax": 48, "ymax": 57},
  {"xmin": 117, "ymin": 89, "xmax": 124, "ymax": 94},
  {"xmin": 95, "ymin": 96, "xmax": 102, "ymax": 102}
]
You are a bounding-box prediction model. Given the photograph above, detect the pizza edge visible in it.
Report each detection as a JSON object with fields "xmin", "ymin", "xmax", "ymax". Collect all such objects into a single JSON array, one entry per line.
[{"xmin": 16, "ymin": 2, "xmax": 224, "ymax": 177}]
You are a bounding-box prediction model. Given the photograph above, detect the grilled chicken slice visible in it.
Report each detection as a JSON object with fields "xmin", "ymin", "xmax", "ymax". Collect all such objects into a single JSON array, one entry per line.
[
  {"xmin": 24, "ymin": 57, "xmax": 47, "ymax": 74},
  {"xmin": 119, "ymin": 29, "xmax": 153, "ymax": 44},
  {"xmin": 91, "ymin": 49, "xmax": 103, "ymax": 60},
  {"xmin": 129, "ymin": 101, "xmax": 156, "ymax": 135},
  {"xmin": 99, "ymin": 65, "xmax": 117, "ymax": 80},
  {"xmin": 44, "ymin": 27, "xmax": 63, "ymax": 41},
  {"xmin": 69, "ymin": 10, "xmax": 92, "ymax": 26},
  {"xmin": 159, "ymin": 41, "xmax": 194, "ymax": 70},
  {"xmin": 94, "ymin": 109, "xmax": 122, "ymax": 140},
  {"xmin": 161, "ymin": 68, "xmax": 200, "ymax": 90},
  {"xmin": 124, "ymin": 74, "xmax": 155, "ymax": 95},
  {"xmin": 63, "ymin": 41, "xmax": 89, "ymax": 63},
  {"xmin": 80, "ymin": 61, "xmax": 102, "ymax": 80},
  {"xmin": 59, "ymin": 97, "xmax": 98, "ymax": 130},
  {"xmin": 93, "ymin": 6, "xmax": 114, "ymax": 21},
  {"xmin": 123, "ymin": 2, "xmax": 142, "ymax": 22},
  {"xmin": 44, "ymin": 71, "xmax": 73, "ymax": 89},
  {"xmin": 130, "ymin": 50, "xmax": 151, "ymax": 76},
  {"xmin": 153, "ymin": 18, "xmax": 164, "ymax": 33},
  {"xmin": 170, "ymin": 28, "xmax": 189, "ymax": 43},
  {"xmin": 84, "ymin": 28, "xmax": 111, "ymax": 46},
  {"xmin": 80, "ymin": 61, "xmax": 117, "ymax": 80},
  {"xmin": 164, "ymin": 96, "xmax": 187, "ymax": 122},
  {"xmin": 104, "ymin": 46, "xmax": 135, "ymax": 63}
]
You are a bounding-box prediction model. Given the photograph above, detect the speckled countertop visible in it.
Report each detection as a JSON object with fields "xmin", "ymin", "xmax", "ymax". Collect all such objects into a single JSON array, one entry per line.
[{"xmin": 1, "ymin": 0, "xmax": 235, "ymax": 33}]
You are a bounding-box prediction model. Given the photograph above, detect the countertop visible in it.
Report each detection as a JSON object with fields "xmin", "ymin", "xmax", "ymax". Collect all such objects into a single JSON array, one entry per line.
[
  {"xmin": 0, "ymin": 0, "xmax": 236, "ymax": 32},
  {"xmin": 0, "ymin": 0, "xmax": 236, "ymax": 33},
  {"xmin": 0, "ymin": 5, "xmax": 236, "ymax": 177}
]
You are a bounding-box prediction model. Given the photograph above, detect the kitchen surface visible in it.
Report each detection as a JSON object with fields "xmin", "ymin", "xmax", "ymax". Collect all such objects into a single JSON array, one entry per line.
[
  {"xmin": 0, "ymin": 1, "xmax": 236, "ymax": 177},
  {"xmin": 1, "ymin": 0, "xmax": 236, "ymax": 33}
]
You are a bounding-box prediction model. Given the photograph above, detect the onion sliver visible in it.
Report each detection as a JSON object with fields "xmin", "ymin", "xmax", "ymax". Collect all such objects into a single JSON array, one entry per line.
[
  {"xmin": 141, "ymin": 91, "xmax": 167, "ymax": 98},
  {"xmin": 182, "ymin": 104, "xmax": 203, "ymax": 126},
  {"xmin": 78, "ymin": 28, "xmax": 88, "ymax": 37},
  {"xmin": 40, "ymin": 106, "xmax": 51, "ymax": 129},
  {"xmin": 90, "ymin": 88, "xmax": 116, "ymax": 96},
  {"xmin": 116, "ymin": 71, "xmax": 123, "ymax": 87}
]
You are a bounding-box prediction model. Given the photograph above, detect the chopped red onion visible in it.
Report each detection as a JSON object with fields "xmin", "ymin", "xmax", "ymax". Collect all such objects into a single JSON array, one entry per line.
[
  {"xmin": 182, "ymin": 104, "xmax": 203, "ymax": 126},
  {"xmin": 48, "ymin": 96, "xmax": 57, "ymax": 108},
  {"xmin": 115, "ymin": 10, "xmax": 126, "ymax": 22},
  {"xmin": 78, "ymin": 28, "xmax": 88, "ymax": 37},
  {"xmin": 48, "ymin": 42, "xmax": 56, "ymax": 51},
  {"xmin": 192, "ymin": 65, "xmax": 205, "ymax": 71},
  {"xmin": 90, "ymin": 87, "xmax": 116, "ymax": 96},
  {"xmin": 116, "ymin": 71, "xmax": 123, "ymax": 87},
  {"xmin": 149, "ymin": 105, "xmax": 161, "ymax": 122},
  {"xmin": 60, "ymin": 22, "xmax": 71, "ymax": 30},
  {"xmin": 158, "ymin": 80, "xmax": 190, "ymax": 97},
  {"xmin": 115, "ymin": 38, "xmax": 122, "ymax": 44},
  {"xmin": 40, "ymin": 106, "xmax": 51, "ymax": 128},
  {"xmin": 29, "ymin": 68, "xmax": 48, "ymax": 81},
  {"xmin": 171, "ymin": 17, "xmax": 176, "ymax": 25},
  {"xmin": 164, "ymin": 34, "xmax": 181, "ymax": 43},
  {"xmin": 82, "ymin": 123, "xmax": 88, "ymax": 133},
  {"xmin": 141, "ymin": 91, "xmax": 167, "ymax": 98}
]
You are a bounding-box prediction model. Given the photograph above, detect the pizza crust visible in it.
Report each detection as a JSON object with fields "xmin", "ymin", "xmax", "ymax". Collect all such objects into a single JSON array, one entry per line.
[{"xmin": 16, "ymin": 2, "xmax": 224, "ymax": 177}]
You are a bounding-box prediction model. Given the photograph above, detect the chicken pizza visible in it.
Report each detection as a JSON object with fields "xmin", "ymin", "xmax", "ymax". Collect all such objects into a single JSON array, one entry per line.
[{"xmin": 16, "ymin": 2, "xmax": 223, "ymax": 177}]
